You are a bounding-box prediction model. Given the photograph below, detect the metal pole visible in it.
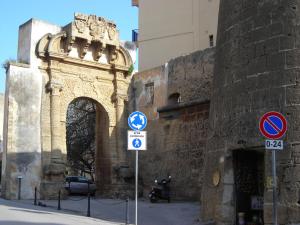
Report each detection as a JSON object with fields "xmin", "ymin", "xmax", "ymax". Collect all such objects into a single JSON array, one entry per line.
[
  {"xmin": 18, "ymin": 178, "xmax": 21, "ymax": 200},
  {"xmin": 34, "ymin": 187, "xmax": 37, "ymax": 205},
  {"xmin": 57, "ymin": 190, "xmax": 61, "ymax": 210},
  {"xmin": 87, "ymin": 182, "xmax": 91, "ymax": 217},
  {"xmin": 135, "ymin": 150, "xmax": 138, "ymax": 225},
  {"xmin": 126, "ymin": 197, "xmax": 129, "ymax": 225},
  {"xmin": 272, "ymin": 150, "xmax": 278, "ymax": 225}
]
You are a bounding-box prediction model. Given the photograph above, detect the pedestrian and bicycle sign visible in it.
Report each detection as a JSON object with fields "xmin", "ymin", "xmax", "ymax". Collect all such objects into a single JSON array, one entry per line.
[
  {"xmin": 133, "ymin": 138, "xmax": 142, "ymax": 148},
  {"xmin": 128, "ymin": 111, "xmax": 147, "ymax": 131},
  {"xmin": 259, "ymin": 111, "xmax": 287, "ymax": 140},
  {"xmin": 128, "ymin": 131, "xmax": 147, "ymax": 150}
]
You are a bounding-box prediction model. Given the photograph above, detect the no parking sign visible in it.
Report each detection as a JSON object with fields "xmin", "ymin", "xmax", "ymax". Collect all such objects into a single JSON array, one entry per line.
[
  {"xmin": 259, "ymin": 111, "xmax": 287, "ymax": 140},
  {"xmin": 258, "ymin": 111, "xmax": 287, "ymax": 225}
]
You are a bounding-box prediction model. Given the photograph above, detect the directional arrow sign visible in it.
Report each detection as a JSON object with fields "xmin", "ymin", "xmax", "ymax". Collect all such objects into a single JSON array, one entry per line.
[{"xmin": 128, "ymin": 111, "xmax": 147, "ymax": 131}]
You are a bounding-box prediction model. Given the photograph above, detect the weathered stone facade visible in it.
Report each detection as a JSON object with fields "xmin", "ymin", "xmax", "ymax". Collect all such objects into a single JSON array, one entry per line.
[
  {"xmin": 1, "ymin": 14, "xmax": 133, "ymax": 199},
  {"xmin": 201, "ymin": 0, "xmax": 300, "ymax": 224},
  {"xmin": 2, "ymin": 2, "xmax": 300, "ymax": 223},
  {"xmin": 131, "ymin": 48, "xmax": 214, "ymax": 200}
]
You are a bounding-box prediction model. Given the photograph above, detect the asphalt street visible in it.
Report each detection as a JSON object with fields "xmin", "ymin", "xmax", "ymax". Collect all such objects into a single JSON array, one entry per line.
[
  {"xmin": 0, "ymin": 197, "xmax": 201, "ymax": 225},
  {"xmin": 0, "ymin": 198, "xmax": 122, "ymax": 225}
]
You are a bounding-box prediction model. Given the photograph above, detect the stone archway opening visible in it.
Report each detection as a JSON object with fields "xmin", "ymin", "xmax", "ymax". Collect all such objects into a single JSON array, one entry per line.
[
  {"xmin": 233, "ymin": 150, "xmax": 265, "ymax": 224},
  {"xmin": 66, "ymin": 97, "xmax": 110, "ymax": 195}
]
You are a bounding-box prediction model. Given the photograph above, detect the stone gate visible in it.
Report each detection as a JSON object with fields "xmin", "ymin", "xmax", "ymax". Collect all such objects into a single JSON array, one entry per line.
[{"xmin": 1, "ymin": 13, "xmax": 133, "ymax": 199}]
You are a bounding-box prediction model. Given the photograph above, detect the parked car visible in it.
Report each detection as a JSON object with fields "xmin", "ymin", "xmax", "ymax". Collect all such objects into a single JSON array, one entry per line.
[{"xmin": 65, "ymin": 176, "xmax": 96, "ymax": 195}]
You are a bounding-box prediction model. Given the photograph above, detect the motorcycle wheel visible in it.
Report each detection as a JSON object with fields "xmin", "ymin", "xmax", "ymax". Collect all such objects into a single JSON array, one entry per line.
[{"xmin": 149, "ymin": 195, "xmax": 157, "ymax": 203}]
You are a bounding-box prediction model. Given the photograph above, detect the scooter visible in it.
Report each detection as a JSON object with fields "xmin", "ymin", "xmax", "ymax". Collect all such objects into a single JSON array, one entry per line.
[{"xmin": 148, "ymin": 175, "xmax": 171, "ymax": 203}]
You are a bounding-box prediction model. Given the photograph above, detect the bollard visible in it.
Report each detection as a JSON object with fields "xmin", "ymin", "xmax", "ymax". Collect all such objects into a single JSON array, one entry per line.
[
  {"xmin": 87, "ymin": 182, "xmax": 91, "ymax": 217},
  {"xmin": 17, "ymin": 176, "xmax": 22, "ymax": 200},
  {"xmin": 126, "ymin": 197, "xmax": 129, "ymax": 225},
  {"xmin": 58, "ymin": 190, "xmax": 61, "ymax": 210},
  {"xmin": 34, "ymin": 187, "xmax": 37, "ymax": 206}
]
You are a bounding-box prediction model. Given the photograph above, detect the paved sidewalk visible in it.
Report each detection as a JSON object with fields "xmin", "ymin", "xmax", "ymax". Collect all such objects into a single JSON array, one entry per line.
[
  {"xmin": 19, "ymin": 197, "xmax": 201, "ymax": 225},
  {"xmin": 0, "ymin": 198, "xmax": 123, "ymax": 225}
]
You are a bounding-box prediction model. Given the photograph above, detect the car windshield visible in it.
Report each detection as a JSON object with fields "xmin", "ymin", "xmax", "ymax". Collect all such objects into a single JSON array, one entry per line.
[
  {"xmin": 66, "ymin": 176, "xmax": 90, "ymax": 183},
  {"xmin": 78, "ymin": 177, "xmax": 88, "ymax": 183}
]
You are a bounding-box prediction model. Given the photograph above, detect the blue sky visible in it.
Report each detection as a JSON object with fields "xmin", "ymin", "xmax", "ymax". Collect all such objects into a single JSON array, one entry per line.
[{"xmin": 0, "ymin": 0, "xmax": 138, "ymax": 93}]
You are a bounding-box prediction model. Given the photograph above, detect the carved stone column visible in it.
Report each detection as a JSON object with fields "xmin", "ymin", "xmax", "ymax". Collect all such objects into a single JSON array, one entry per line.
[
  {"xmin": 48, "ymin": 79, "xmax": 64, "ymax": 164},
  {"xmin": 109, "ymin": 71, "xmax": 133, "ymax": 198},
  {"xmin": 112, "ymin": 72, "xmax": 128, "ymax": 162},
  {"xmin": 41, "ymin": 77, "xmax": 66, "ymax": 199}
]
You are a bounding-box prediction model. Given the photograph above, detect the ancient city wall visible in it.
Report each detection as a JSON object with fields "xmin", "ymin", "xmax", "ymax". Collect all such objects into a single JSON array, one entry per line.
[
  {"xmin": 201, "ymin": 0, "xmax": 300, "ymax": 224},
  {"xmin": 132, "ymin": 48, "xmax": 214, "ymax": 200}
]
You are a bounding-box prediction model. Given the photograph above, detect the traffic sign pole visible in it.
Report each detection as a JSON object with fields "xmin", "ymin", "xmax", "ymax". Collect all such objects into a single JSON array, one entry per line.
[
  {"xmin": 135, "ymin": 150, "xmax": 138, "ymax": 225},
  {"xmin": 272, "ymin": 150, "xmax": 278, "ymax": 225},
  {"xmin": 128, "ymin": 111, "xmax": 148, "ymax": 225},
  {"xmin": 259, "ymin": 111, "xmax": 287, "ymax": 225}
]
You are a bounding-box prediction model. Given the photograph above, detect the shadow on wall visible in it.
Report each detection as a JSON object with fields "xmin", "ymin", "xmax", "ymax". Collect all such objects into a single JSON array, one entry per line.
[{"xmin": 1, "ymin": 151, "xmax": 42, "ymax": 200}]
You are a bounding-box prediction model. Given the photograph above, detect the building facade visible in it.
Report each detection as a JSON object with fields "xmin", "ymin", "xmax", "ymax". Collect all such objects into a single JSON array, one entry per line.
[
  {"xmin": 131, "ymin": 48, "xmax": 214, "ymax": 200},
  {"xmin": 133, "ymin": 0, "xmax": 220, "ymax": 71},
  {"xmin": 1, "ymin": 14, "xmax": 133, "ymax": 199},
  {"xmin": 133, "ymin": 0, "xmax": 300, "ymax": 224}
]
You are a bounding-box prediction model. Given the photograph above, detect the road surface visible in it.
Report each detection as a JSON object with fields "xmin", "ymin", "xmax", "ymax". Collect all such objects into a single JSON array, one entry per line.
[
  {"xmin": 0, "ymin": 198, "xmax": 121, "ymax": 225},
  {"xmin": 0, "ymin": 197, "xmax": 201, "ymax": 225}
]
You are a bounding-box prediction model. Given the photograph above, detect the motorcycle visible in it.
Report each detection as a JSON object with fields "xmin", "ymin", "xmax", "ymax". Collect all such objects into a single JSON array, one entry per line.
[{"xmin": 148, "ymin": 175, "xmax": 171, "ymax": 203}]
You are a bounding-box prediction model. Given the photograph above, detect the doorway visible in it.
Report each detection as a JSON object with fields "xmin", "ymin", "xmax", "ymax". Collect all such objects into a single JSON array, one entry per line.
[
  {"xmin": 66, "ymin": 97, "xmax": 110, "ymax": 194},
  {"xmin": 233, "ymin": 150, "xmax": 264, "ymax": 225}
]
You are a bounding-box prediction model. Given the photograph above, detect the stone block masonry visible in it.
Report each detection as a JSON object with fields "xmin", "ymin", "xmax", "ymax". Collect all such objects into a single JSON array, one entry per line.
[
  {"xmin": 201, "ymin": 0, "xmax": 300, "ymax": 224},
  {"xmin": 131, "ymin": 48, "xmax": 214, "ymax": 200}
]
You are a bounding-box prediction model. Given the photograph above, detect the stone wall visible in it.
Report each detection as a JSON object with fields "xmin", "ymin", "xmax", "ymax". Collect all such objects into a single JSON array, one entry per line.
[
  {"xmin": 201, "ymin": 0, "xmax": 300, "ymax": 224},
  {"xmin": 1, "ymin": 19, "xmax": 61, "ymax": 200},
  {"xmin": 0, "ymin": 93, "xmax": 4, "ymax": 151},
  {"xmin": 1, "ymin": 63, "xmax": 42, "ymax": 199},
  {"xmin": 132, "ymin": 48, "xmax": 214, "ymax": 200}
]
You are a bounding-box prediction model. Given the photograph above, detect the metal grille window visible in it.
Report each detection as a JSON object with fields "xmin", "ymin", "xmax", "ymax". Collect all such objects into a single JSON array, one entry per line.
[{"xmin": 145, "ymin": 82, "xmax": 154, "ymax": 105}]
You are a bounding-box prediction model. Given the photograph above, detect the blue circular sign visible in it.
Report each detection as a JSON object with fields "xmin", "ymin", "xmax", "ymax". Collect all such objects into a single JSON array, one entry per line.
[
  {"xmin": 259, "ymin": 111, "xmax": 287, "ymax": 139},
  {"xmin": 128, "ymin": 111, "xmax": 147, "ymax": 131},
  {"xmin": 132, "ymin": 138, "xmax": 142, "ymax": 148}
]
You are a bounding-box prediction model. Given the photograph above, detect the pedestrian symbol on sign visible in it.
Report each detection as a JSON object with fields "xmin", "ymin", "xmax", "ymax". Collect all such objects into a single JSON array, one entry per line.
[{"xmin": 133, "ymin": 138, "xmax": 142, "ymax": 148}]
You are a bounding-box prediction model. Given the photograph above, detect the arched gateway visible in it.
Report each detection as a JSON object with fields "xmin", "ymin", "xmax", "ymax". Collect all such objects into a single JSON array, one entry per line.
[{"xmin": 1, "ymin": 13, "xmax": 133, "ymax": 199}]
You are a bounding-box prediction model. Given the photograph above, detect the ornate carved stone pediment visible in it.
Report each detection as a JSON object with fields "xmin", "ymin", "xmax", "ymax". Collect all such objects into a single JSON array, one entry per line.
[
  {"xmin": 36, "ymin": 13, "xmax": 132, "ymax": 72},
  {"xmin": 74, "ymin": 14, "xmax": 87, "ymax": 33},
  {"xmin": 64, "ymin": 13, "xmax": 119, "ymax": 47}
]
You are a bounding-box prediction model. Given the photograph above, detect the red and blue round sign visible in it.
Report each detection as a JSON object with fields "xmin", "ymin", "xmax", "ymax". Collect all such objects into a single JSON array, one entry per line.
[{"xmin": 259, "ymin": 111, "xmax": 287, "ymax": 139}]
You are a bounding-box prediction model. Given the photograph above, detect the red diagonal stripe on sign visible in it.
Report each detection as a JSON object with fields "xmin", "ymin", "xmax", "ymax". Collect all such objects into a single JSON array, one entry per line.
[{"xmin": 265, "ymin": 117, "xmax": 281, "ymax": 133}]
